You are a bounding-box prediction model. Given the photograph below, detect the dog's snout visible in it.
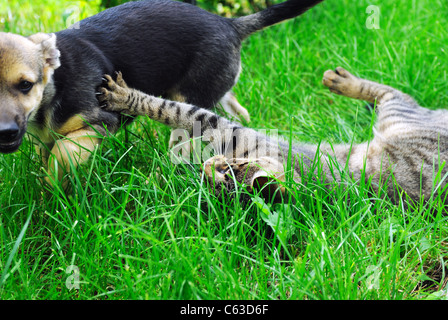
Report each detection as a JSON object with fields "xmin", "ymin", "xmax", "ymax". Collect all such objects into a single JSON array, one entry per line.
[{"xmin": 0, "ymin": 122, "xmax": 20, "ymax": 142}]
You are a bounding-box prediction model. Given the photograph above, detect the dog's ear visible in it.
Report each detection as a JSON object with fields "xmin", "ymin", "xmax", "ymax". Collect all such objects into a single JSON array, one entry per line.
[{"xmin": 28, "ymin": 33, "xmax": 61, "ymax": 70}]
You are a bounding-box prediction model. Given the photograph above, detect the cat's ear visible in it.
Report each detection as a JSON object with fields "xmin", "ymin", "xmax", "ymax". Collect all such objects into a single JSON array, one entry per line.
[{"xmin": 250, "ymin": 170, "xmax": 286, "ymax": 203}]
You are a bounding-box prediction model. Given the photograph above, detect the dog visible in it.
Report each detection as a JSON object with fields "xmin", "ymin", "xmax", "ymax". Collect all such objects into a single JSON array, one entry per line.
[{"xmin": 0, "ymin": 0, "xmax": 323, "ymax": 187}]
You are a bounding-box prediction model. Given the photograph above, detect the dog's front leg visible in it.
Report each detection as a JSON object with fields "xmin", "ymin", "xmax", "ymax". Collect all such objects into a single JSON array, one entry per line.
[{"xmin": 45, "ymin": 128, "xmax": 101, "ymax": 189}]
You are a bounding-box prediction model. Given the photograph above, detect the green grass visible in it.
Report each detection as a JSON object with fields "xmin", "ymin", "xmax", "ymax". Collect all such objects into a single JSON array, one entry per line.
[{"xmin": 1, "ymin": 0, "xmax": 448, "ymax": 300}]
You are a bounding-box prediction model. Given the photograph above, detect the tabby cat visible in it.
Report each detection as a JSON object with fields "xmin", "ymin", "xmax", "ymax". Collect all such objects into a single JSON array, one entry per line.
[{"xmin": 97, "ymin": 68, "xmax": 448, "ymax": 204}]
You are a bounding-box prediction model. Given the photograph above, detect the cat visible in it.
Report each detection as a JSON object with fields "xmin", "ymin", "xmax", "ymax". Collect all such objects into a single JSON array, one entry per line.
[{"xmin": 97, "ymin": 68, "xmax": 448, "ymax": 205}]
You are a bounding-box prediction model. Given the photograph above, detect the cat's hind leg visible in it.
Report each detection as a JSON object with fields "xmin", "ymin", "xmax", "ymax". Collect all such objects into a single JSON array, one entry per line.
[{"xmin": 322, "ymin": 67, "xmax": 418, "ymax": 107}]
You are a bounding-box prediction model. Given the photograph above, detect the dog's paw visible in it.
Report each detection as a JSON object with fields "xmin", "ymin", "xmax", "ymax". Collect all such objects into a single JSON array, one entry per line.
[
  {"xmin": 322, "ymin": 67, "xmax": 359, "ymax": 96},
  {"xmin": 96, "ymin": 72, "xmax": 130, "ymax": 112}
]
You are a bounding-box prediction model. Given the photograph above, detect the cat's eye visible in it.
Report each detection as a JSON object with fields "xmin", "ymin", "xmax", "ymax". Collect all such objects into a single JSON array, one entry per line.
[
  {"xmin": 218, "ymin": 166, "xmax": 229, "ymax": 174},
  {"xmin": 18, "ymin": 81, "xmax": 34, "ymax": 94}
]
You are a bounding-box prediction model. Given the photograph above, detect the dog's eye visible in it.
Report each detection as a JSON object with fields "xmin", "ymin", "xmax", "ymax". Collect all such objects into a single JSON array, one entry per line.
[{"xmin": 18, "ymin": 81, "xmax": 34, "ymax": 93}]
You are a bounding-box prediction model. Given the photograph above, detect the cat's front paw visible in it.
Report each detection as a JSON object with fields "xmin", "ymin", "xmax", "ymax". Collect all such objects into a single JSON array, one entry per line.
[{"xmin": 97, "ymin": 72, "xmax": 130, "ymax": 112}]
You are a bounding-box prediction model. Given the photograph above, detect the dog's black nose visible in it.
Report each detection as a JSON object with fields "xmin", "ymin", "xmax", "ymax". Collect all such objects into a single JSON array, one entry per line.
[{"xmin": 0, "ymin": 122, "xmax": 20, "ymax": 143}]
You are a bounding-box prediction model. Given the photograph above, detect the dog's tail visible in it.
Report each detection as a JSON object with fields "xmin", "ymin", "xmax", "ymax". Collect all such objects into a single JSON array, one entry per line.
[{"xmin": 232, "ymin": 0, "xmax": 323, "ymax": 39}]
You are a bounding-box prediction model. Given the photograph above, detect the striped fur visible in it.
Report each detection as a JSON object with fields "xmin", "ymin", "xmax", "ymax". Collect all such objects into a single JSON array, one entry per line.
[{"xmin": 98, "ymin": 68, "xmax": 448, "ymax": 205}]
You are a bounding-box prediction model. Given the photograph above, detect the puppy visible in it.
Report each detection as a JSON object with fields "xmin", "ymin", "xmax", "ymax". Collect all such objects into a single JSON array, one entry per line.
[{"xmin": 0, "ymin": 0, "xmax": 323, "ymax": 187}]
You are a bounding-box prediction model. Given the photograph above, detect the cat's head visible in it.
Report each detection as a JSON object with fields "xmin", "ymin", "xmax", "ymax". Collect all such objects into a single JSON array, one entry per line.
[{"xmin": 202, "ymin": 155, "xmax": 287, "ymax": 203}]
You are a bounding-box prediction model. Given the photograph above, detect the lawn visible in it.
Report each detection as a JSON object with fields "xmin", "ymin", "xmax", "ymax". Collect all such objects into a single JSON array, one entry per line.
[{"xmin": 0, "ymin": 0, "xmax": 447, "ymax": 300}]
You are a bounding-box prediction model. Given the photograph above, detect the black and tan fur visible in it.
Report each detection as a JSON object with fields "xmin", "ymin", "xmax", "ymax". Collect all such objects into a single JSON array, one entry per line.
[
  {"xmin": 0, "ymin": 0, "xmax": 323, "ymax": 187},
  {"xmin": 98, "ymin": 68, "xmax": 448, "ymax": 204}
]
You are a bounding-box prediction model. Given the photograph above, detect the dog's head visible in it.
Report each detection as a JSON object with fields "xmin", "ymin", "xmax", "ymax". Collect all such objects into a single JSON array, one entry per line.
[{"xmin": 0, "ymin": 32, "xmax": 60, "ymax": 153}]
